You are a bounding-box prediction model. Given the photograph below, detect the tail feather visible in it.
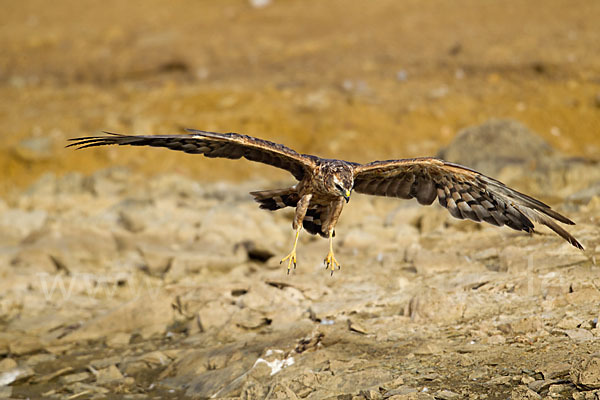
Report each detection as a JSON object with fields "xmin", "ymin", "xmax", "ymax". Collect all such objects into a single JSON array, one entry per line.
[{"xmin": 250, "ymin": 188, "xmax": 299, "ymax": 211}]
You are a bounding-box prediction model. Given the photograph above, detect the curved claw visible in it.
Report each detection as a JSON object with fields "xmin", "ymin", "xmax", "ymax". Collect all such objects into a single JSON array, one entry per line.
[
  {"xmin": 280, "ymin": 251, "xmax": 297, "ymax": 274},
  {"xmin": 323, "ymin": 251, "xmax": 341, "ymax": 275}
]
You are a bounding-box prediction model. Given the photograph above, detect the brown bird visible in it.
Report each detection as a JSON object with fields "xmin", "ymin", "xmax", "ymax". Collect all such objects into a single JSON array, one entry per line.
[{"xmin": 68, "ymin": 129, "xmax": 583, "ymax": 274}]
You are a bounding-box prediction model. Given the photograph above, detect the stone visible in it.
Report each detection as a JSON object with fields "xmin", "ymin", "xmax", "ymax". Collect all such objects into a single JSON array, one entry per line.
[
  {"xmin": 527, "ymin": 379, "xmax": 555, "ymax": 393},
  {"xmin": 0, "ymin": 366, "xmax": 34, "ymax": 386},
  {"xmin": 9, "ymin": 336, "xmax": 45, "ymax": 356},
  {"xmin": 566, "ymin": 328, "xmax": 594, "ymax": 341},
  {"xmin": 433, "ymin": 389, "xmax": 460, "ymax": 399},
  {"xmin": 0, "ymin": 358, "xmax": 17, "ymax": 373},
  {"xmin": 95, "ymin": 365, "xmax": 124, "ymax": 385},
  {"xmin": 510, "ymin": 385, "xmax": 541, "ymax": 400},
  {"xmin": 537, "ymin": 362, "xmax": 570, "ymax": 380},
  {"xmin": 571, "ymin": 353, "xmax": 600, "ymax": 389},
  {"xmin": 106, "ymin": 332, "xmax": 131, "ymax": 348},
  {"xmin": 60, "ymin": 293, "xmax": 174, "ymax": 342},
  {"xmin": 437, "ymin": 119, "xmax": 559, "ymax": 177},
  {"xmin": 60, "ymin": 372, "xmax": 92, "ymax": 385}
]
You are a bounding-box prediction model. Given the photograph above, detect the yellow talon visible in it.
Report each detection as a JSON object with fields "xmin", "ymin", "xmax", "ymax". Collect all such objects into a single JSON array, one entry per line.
[
  {"xmin": 280, "ymin": 250, "xmax": 297, "ymax": 273},
  {"xmin": 281, "ymin": 227, "xmax": 301, "ymax": 273},
  {"xmin": 323, "ymin": 251, "xmax": 341, "ymax": 275},
  {"xmin": 324, "ymin": 229, "xmax": 341, "ymax": 275}
]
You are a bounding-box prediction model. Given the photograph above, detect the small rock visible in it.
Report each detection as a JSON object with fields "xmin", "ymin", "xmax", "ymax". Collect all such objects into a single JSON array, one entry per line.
[
  {"xmin": 106, "ymin": 332, "xmax": 131, "ymax": 348},
  {"xmin": 434, "ymin": 389, "xmax": 460, "ymax": 399},
  {"xmin": 0, "ymin": 209, "xmax": 48, "ymax": 240},
  {"xmin": 138, "ymin": 351, "xmax": 172, "ymax": 366},
  {"xmin": 66, "ymin": 382, "xmax": 109, "ymax": 395},
  {"xmin": 348, "ymin": 319, "xmax": 369, "ymax": 335},
  {"xmin": 60, "ymin": 372, "xmax": 91, "ymax": 385},
  {"xmin": 547, "ymin": 384, "xmax": 571, "ymax": 394},
  {"xmin": 511, "ymin": 316, "xmax": 543, "ymax": 334},
  {"xmin": 487, "ymin": 376, "xmax": 512, "ymax": 386},
  {"xmin": 510, "ymin": 385, "xmax": 541, "ymax": 399},
  {"xmin": 0, "ymin": 366, "xmax": 35, "ymax": 386},
  {"xmin": 13, "ymin": 136, "xmax": 53, "ymax": 162},
  {"xmin": 384, "ymin": 386, "xmax": 418, "ymax": 397},
  {"xmin": 233, "ymin": 308, "xmax": 271, "ymax": 330},
  {"xmin": 359, "ymin": 387, "xmax": 383, "ymax": 399},
  {"xmin": 566, "ymin": 328, "xmax": 594, "ymax": 341},
  {"xmin": 571, "ymin": 353, "xmax": 600, "ymax": 389},
  {"xmin": 119, "ymin": 210, "xmax": 146, "ymax": 233},
  {"xmin": 34, "ymin": 366, "xmax": 73, "ymax": 383},
  {"xmin": 0, "ymin": 358, "xmax": 17, "ymax": 373},
  {"xmin": 95, "ymin": 365, "xmax": 124, "ymax": 385},
  {"xmin": 24, "ymin": 353, "xmax": 56, "ymax": 366},
  {"xmin": 537, "ymin": 362, "xmax": 570, "ymax": 379},
  {"xmin": 557, "ymin": 316, "xmax": 582, "ymax": 330},
  {"xmin": 527, "ymin": 379, "xmax": 555, "ymax": 393},
  {"xmin": 420, "ymin": 372, "xmax": 439, "ymax": 381},
  {"xmin": 468, "ymin": 368, "xmax": 488, "ymax": 381}
]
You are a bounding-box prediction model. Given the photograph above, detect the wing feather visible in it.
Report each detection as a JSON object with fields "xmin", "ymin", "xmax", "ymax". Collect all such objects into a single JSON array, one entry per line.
[
  {"xmin": 353, "ymin": 158, "xmax": 583, "ymax": 250},
  {"xmin": 67, "ymin": 129, "xmax": 317, "ymax": 181}
]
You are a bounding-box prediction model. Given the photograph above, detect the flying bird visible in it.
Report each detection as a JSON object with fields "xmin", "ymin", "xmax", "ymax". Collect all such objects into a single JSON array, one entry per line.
[{"xmin": 68, "ymin": 129, "xmax": 583, "ymax": 273}]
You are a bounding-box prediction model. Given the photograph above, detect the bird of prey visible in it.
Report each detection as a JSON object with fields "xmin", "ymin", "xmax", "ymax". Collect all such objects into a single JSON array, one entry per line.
[{"xmin": 68, "ymin": 129, "xmax": 583, "ymax": 274}]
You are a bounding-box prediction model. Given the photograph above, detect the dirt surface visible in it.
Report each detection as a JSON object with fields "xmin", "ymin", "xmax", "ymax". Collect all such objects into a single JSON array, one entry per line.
[{"xmin": 1, "ymin": 0, "xmax": 600, "ymax": 399}]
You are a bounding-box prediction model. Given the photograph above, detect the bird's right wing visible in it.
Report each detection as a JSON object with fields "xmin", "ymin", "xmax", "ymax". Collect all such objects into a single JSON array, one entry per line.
[
  {"xmin": 353, "ymin": 157, "xmax": 583, "ymax": 249},
  {"xmin": 68, "ymin": 129, "xmax": 318, "ymax": 181}
]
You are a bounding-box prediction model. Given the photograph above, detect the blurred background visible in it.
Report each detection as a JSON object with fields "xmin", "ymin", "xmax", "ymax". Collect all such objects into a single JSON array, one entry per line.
[{"xmin": 2, "ymin": 0, "xmax": 599, "ymax": 194}]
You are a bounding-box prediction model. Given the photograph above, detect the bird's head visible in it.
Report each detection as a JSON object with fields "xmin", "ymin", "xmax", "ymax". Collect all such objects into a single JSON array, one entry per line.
[{"xmin": 325, "ymin": 162, "xmax": 354, "ymax": 203}]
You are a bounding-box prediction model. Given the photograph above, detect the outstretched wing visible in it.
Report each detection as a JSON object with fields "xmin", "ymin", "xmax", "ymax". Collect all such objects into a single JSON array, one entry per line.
[
  {"xmin": 353, "ymin": 158, "xmax": 583, "ymax": 249},
  {"xmin": 67, "ymin": 129, "xmax": 318, "ymax": 181}
]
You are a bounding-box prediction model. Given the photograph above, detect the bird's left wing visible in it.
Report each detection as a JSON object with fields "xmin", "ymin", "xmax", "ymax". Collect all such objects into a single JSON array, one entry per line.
[
  {"xmin": 68, "ymin": 129, "xmax": 317, "ymax": 181},
  {"xmin": 352, "ymin": 157, "xmax": 583, "ymax": 249}
]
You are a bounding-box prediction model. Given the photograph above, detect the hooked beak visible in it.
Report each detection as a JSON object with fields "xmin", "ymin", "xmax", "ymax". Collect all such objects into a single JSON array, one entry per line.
[{"xmin": 344, "ymin": 189, "xmax": 351, "ymax": 203}]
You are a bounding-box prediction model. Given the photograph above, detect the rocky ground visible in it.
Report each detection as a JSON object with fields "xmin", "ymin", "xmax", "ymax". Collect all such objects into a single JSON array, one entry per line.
[
  {"xmin": 1, "ymin": 121, "xmax": 600, "ymax": 399},
  {"xmin": 2, "ymin": 0, "xmax": 600, "ymax": 399}
]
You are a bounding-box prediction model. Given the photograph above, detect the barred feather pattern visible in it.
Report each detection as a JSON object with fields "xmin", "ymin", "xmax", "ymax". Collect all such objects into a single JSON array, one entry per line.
[
  {"xmin": 353, "ymin": 158, "xmax": 583, "ymax": 250},
  {"xmin": 250, "ymin": 189, "xmax": 300, "ymax": 211},
  {"xmin": 302, "ymin": 204, "xmax": 333, "ymax": 238},
  {"xmin": 250, "ymin": 189, "xmax": 331, "ymax": 237},
  {"xmin": 67, "ymin": 130, "xmax": 317, "ymax": 181}
]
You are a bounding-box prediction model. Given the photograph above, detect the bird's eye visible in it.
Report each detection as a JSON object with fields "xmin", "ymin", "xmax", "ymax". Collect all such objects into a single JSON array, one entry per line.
[{"xmin": 335, "ymin": 184, "xmax": 344, "ymax": 192}]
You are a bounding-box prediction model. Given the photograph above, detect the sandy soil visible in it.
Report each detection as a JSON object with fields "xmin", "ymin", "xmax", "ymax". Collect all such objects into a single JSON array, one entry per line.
[{"xmin": 1, "ymin": 0, "xmax": 600, "ymax": 399}]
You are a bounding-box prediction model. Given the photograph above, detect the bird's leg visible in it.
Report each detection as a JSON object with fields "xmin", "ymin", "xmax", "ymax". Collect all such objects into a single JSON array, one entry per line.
[
  {"xmin": 323, "ymin": 229, "xmax": 341, "ymax": 275},
  {"xmin": 280, "ymin": 227, "xmax": 301, "ymax": 273},
  {"xmin": 281, "ymin": 193, "xmax": 312, "ymax": 273}
]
